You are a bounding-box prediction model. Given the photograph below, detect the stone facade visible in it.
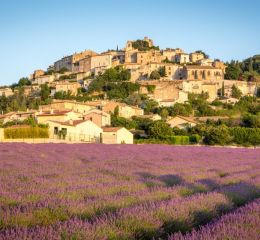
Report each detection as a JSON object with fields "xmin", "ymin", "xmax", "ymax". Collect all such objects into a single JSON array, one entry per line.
[
  {"xmin": 183, "ymin": 65, "xmax": 224, "ymax": 81},
  {"xmin": 0, "ymin": 88, "xmax": 13, "ymax": 97},
  {"xmin": 190, "ymin": 52, "xmax": 205, "ymax": 63},
  {"xmin": 55, "ymin": 81, "xmax": 81, "ymax": 95}
]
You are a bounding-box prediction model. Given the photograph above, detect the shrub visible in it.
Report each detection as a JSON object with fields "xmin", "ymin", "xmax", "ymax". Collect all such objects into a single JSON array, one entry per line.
[
  {"xmin": 167, "ymin": 136, "xmax": 190, "ymax": 145},
  {"xmin": 4, "ymin": 127, "xmax": 49, "ymax": 139},
  {"xmin": 189, "ymin": 134, "xmax": 201, "ymax": 144}
]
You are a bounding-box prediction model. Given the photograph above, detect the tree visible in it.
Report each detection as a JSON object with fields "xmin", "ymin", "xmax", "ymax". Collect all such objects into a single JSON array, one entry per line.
[
  {"xmin": 114, "ymin": 106, "xmax": 119, "ymax": 116},
  {"xmin": 125, "ymin": 93, "xmax": 142, "ymax": 106},
  {"xmin": 148, "ymin": 121, "xmax": 172, "ymax": 139},
  {"xmin": 242, "ymin": 114, "xmax": 260, "ymax": 128},
  {"xmin": 160, "ymin": 108, "xmax": 169, "ymax": 120},
  {"xmin": 158, "ymin": 66, "xmax": 166, "ymax": 77},
  {"xmin": 142, "ymin": 98, "xmax": 158, "ymax": 114},
  {"xmin": 257, "ymin": 87, "xmax": 260, "ymax": 98},
  {"xmin": 40, "ymin": 84, "xmax": 50, "ymax": 102},
  {"xmin": 170, "ymin": 103, "xmax": 193, "ymax": 116},
  {"xmin": 58, "ymin": 67, "xmax": 69, "ymax": 74},
  {"xmin": 231, "ymin": 84, "xmax": 242, "ymax": 99},
  {"xmin": 18, "ymin": 77, "xmax": 31, "ymax": 86},
  {"xmin": 111, "ymin": 115, "xmax": 136, "ymax": 129},
  {"xmin": 150, "ymin": 70, "xmax": 161, "ymax": 80},
  {"xmin": 203, "ymin": 125, "xmax": 233, "ymax": 145},
  {"xmin": 224, "ymin": 62, "xmax": 242, "ymax": 79},
  {"xmin": 221, "ymin": 82, "xmax": 225, "ymax": 97},
  {"xmin": 195, "ymin": 50, "xmax": 209, "ymax": 59}
]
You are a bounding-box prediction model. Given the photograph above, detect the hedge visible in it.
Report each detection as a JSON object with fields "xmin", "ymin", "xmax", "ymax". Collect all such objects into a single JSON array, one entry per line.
[
  {"xmin": 167, "ymin": 136, "xmax": 190, "ymax": 145},
  {"xmin": 135, "ymin": 136, "xmax": 190, "ymax": 145},
  {"xmin": 4, "ymin": 127, "xmax": 49, "ymax": 139},
  {"xmin": 230, "ymin": 127, "xmax": 260, "ymax": 146}
]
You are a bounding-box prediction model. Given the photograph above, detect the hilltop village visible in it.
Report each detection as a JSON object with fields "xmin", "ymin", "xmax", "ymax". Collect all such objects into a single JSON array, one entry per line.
[{"xmin": 0, "ymin": 37, "xmax": 259, "ymax": 145}]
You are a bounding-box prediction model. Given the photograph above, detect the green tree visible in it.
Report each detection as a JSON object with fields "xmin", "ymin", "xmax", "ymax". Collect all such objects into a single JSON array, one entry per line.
[
  {"xmin": 231, "ymin": 84, "xmax": 242, "ymax": 99},
  {"xmin": 225, "ymin": 61, "xmax": 242, "ymax": 79},
  {"xmin": 58, "ymin": 67, "xmax": 69, "ymax": 74},
  {"xmin": 18, "ymin": 77, "xmax": 31, "ymax": 86},
  {"xmin": 114, "ymin": 106, "xmax": 119, "ymax": 116},
  {"xmin": 148, "ymin": 121, "xmax": 172, "ymax": 139},
  {"xmin": 204, "ymin": 125, "xmax": 233, "ymax": 145},
  {"xmin": 143, "ymin": 98, "xmax": 158, "ymax": 114},
  {"xmin": 150, "ymin": 70, "xmax": 161, "ymax": 80},
  {"xmin": 111, "ymin": 115, "xmax": 136, "ymax": 129},
  {"xmin": 160, "ymin": 108, "xmax": 169, "ymax": 120},
  {"xmin": 158, "ymin": 66, "xmax": 166, "ymax": 77},
  {"xmin": 242, "ymin": 114, "xmax": 260, "ymax": 128},
  {"xmin": 221, "ymin": 82, "xmax": 225, "ymax": 96},
  {"xmin": 40, "ymin": 84, "xmax": 50, "ymax": 102},
  {"xmin": 125, "ymin": 93, "xmax": 142, "ymax": 106}
]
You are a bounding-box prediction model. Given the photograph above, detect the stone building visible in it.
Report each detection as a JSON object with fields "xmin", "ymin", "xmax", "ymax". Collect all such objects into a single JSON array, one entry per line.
[
  {"xmin": 162, "ymin": 48, "xmax": 184, "ymax": 62},
  {"xmin": 190, "ymin": 52, "xmax": 205, "ymax": 63},
  {"xmin": 101, "ymin": 127, "xmax": 133, "ymax": 144},
  {"xmin": 32, "ymin": 74, "xmax": 55, "ymax": 85},
  {"xmin": 0, "ymin": 87, "xmax": 13, "ymax": 97},
  {"xmin": 102, "ymin": 101, "xmax": 144, "ymax": 119},
  {"xmin": 183, "ymin": 65, "xmax": 224, "ymax": 81},
  {"xmin": 175, "ymin": 53, "xmax": 190, "ymax": 64},
  {"xmin": 54, "ymin": 50, "xmax": 97, "ymax": 72},
  {"xmin": 54, "ymin": 81, "xmax": 81, "ymax": 95}
]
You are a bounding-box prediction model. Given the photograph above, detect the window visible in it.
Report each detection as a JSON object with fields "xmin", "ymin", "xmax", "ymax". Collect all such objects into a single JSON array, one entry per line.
[
  {"xmin": 61, "ymin": 128, "xmax": 67, "ymax": 135},
  {"xmin": 54, "ymin": 127, "xmax": 58, "ymax": 135}
]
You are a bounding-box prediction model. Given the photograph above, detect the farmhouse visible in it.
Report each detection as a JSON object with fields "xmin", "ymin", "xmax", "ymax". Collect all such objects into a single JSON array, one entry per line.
[
  {"xmin": 102, "ymin": 101, "xmax": 144, "ymax": 118},
  {"xmin": 83, "ymin": 109, "xmax": 111, "ymax": 127},
  {"xmin": 101, "ymin": 127, "xmax": 133, "ymax": 144},
  {"xmin": 167, "ymin": 116, "xmax": 197, "ymax": 129},
  {"xmin": 47, "ymin": 119, "xmax": 102, "ymax": 142},
  {"xmin": 36, "ymin": 110, "xmax": 81, "ymax": 124}
]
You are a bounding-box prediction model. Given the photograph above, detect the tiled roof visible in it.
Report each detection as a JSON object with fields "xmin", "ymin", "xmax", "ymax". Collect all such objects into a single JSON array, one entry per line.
[
  {"xmin": 185, "ymin": 65, "xmax": 221, "ymax": 70},
  {"xmin": 37, "ymin": 110, "xmax": 71, "ymax": 117},
  {"xmin": 102, "ymin": 127, "xmax": 122, "ymax": 132},
  {"xmin": 49, "ymin": 119, "xmax": 86, "ymax": 126}
]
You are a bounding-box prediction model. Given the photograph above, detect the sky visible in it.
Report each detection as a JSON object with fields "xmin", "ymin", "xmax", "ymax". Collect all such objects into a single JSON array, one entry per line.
[{"xmin": 0, "ymin": 0, "xmax": 260, "ymax": 85}]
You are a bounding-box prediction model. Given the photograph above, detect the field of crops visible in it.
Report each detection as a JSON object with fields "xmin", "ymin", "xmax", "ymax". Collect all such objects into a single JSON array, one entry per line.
[{"xmin": 0, "ymin": 143, "xmax": 259, "ymax": 240}]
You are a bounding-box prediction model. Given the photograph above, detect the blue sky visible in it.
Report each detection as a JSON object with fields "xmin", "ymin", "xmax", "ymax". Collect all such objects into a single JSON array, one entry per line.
[{"xmin": 0, "ymin": 0, "xmax": 260, "ymax": 85}]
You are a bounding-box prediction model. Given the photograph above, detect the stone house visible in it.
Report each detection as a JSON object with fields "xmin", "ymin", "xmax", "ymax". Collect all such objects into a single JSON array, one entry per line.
[
  {"xmin": 102, "ymin": 101, "xmax": 144, "ymax": 119},
  {"xmin": 0, "ymin": 87, "xmax": 13, "ymax": 97},
  {"xmin": 175, "ymin": 53, "xmax": 190, "ymax": 64},
  {"xmin": 167, "ymin": 116, "xmax": 197, "ymax": 129},
  {"xmin": 47, "ymin": 119, "xmax": 102, "ymax": 142},
  {"xmin": 36, "ymin": 110, "xmax": 81, "ymax": 124},
  {"xmin": 33, "ymin": 75, "xmax": 55, "ymax": 85},
  {"xmin": 162, "ymin": 48, "xmax": 184, "ymax": 62},
  {"xmin": 190, "ymin": 52, "xmax": 205, "ymax": 63},
  {"xmin": 54, "ymin": 81, "xmax": 81, "ymax": 95},
  {"xmin": 101, "ymin": 127, "xmax": 133, "ymax": 144},
  {"xmin": 83, "ymin": 109, "xmax": 111, "ymax": 127}
]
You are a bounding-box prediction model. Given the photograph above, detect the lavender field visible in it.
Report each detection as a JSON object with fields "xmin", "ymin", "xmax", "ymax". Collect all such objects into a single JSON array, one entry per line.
[{"xmin": 0, "ymin": 144, "xmax": 259, "ymax": 240}]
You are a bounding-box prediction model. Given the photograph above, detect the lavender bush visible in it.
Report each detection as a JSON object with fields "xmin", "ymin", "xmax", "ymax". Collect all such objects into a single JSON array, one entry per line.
[
  {"xmin": 169, "ymin": 199, "xmax": 260, "ymax": 240},
  {"xmin": 0, "ymin": 143, "xmax": 259, "ymax": 239}
]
